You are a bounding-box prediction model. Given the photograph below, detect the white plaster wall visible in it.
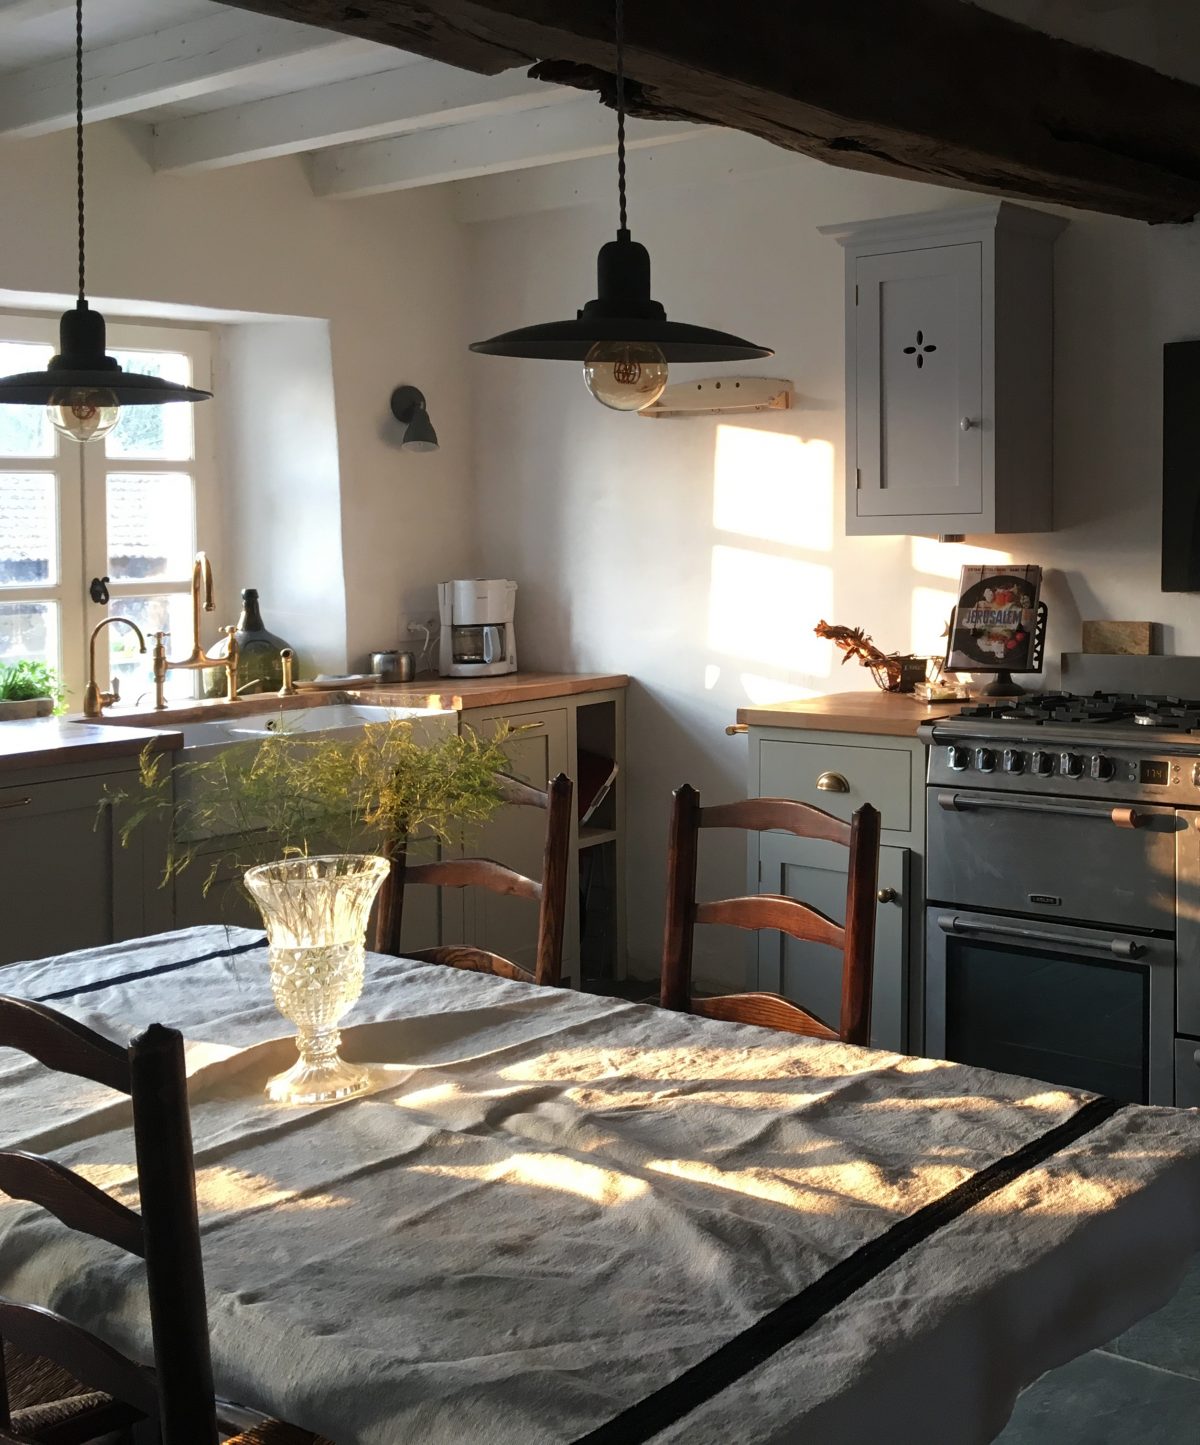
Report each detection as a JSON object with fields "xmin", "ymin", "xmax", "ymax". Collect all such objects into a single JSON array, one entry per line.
[
  {"xmin": 465, "ymin": 142, "xmax": 1200, "ymax": 983},
  {"xmin": 0, "ymin": 121, "xmax": 477, "ymax": 667}
]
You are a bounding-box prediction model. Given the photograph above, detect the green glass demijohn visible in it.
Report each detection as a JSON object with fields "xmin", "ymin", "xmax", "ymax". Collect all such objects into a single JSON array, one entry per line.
[{"xmin": 205, "ymin": 587, "xmax": 291, "ymax": 696}]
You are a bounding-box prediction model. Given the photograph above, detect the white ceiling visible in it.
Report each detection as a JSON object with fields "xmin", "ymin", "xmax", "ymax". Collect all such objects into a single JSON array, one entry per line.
[{"xmin": 0, "ymin": 0, "xmax": 1192, "ymax": 205}]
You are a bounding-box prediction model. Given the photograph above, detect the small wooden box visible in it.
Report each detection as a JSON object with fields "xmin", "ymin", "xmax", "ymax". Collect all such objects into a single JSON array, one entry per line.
[{"xmin": 1081, "ymin": 621, "xmax": 1155, "ymax": 656}]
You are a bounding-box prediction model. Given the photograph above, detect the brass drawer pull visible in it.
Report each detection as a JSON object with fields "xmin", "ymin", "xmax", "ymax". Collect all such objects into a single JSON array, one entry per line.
[
  {"xmin": 725, "ymin": 724, "xmax": 748, "ymax": 736},
  {"xmin": 0, "ymin": 796, "xmax": 32, "ymax": 810},
  {"xmin": 816, "ymin": 772, "xmax": 849, "ymax": 794},
  {"xmin": 877, "ymin": 887, "xmax": 897, "ymax": 904}
]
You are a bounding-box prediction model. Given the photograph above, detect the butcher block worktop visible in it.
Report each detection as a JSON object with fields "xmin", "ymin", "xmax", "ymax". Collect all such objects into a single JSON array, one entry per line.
[
  {"xmin": 0, "ymin": 673, "xmax": 628, "ymax": 772},
  {"xmin": 737, "ymin": 690, "xmax": 963, "ymax": 737}
]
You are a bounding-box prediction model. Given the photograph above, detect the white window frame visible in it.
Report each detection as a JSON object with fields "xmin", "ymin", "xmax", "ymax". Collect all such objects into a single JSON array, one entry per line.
[{"xmin": 0, "ymin": 311, "xmax": 220, "ymax": 707}]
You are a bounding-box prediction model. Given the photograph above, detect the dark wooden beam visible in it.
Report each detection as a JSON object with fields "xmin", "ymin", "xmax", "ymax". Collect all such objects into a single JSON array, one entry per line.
[{"xmin": 221, "ymin": 0, "xmax": 1200, "ymax": 223}]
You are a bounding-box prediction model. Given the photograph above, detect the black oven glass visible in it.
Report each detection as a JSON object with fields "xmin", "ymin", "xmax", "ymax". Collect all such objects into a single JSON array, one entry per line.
[{"xmin": 945, "ymin": 941, "xmax": 1149, "ymax": 1103}]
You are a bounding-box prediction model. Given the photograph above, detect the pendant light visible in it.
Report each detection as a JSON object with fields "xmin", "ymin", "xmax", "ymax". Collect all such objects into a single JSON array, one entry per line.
[
  {"xmin": 469, "ymin": 0, "xmax": 771, "ymax": 412},
  {"xmin": 0, "ymin": 0, "xmax": 211, "ymax": 443}
]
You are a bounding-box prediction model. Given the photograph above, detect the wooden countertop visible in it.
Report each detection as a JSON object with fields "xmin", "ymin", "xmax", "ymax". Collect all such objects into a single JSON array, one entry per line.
[
  {"xmin": 737, "ymin": 690, "xmax": 964, "ymax": 738},
  {"xmin": 0, "ymin": 673, "xmax": 628, "ymax": 772},
  {"xmin": 0, "ymin": 718, "xmax": 182, "ymax": 774}
]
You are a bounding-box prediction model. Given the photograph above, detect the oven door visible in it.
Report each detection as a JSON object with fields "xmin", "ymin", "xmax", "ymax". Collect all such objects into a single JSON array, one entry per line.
[{"xmin": 926, "ymin": 908, "xmax": 1175, "ymax": 1105}]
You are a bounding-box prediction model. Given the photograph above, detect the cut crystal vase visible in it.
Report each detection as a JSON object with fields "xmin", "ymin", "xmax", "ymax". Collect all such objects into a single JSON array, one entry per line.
[{"xmin": 244, "ymin": 854, "xmax": 390, "ymax": 1106}]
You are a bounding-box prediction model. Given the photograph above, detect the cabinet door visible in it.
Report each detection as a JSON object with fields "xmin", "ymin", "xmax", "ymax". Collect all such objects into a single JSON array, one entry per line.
[
  {"xmin": 756, "ymin": 835, "xmax": 908, "ymax": 1051},
  {"xmin": 458, "ymin": 708, "xmax": 574, "ymax": 975},
  {"xmin": 855, "ymin": 243, "xmax": 983, "ymax": 521},
  {"xmin": 0, "ymin": 775, "xmax": 120, "ymax": 966}
]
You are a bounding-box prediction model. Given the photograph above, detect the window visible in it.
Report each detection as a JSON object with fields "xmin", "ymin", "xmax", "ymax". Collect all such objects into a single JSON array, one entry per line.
[{"xmin": 0, "ymin": 316, "xmax": 217, "ymax": 708}]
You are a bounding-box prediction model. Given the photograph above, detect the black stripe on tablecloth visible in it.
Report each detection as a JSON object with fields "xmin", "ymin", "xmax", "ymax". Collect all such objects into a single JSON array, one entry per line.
[
  {"xmin": 574, "ymin": 1093, "xmax": 1124, "ymax": 1444},
  {"xmin": 31, "ymin": 936, "xmax": 267, "ymax": 1003}
]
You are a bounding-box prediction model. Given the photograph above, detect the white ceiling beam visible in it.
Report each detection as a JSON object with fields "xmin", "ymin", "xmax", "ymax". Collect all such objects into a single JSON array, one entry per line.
[
  {"xmin": 306, "ymin": 104, "xmax": 710, "ymax": 200},
  {"xmin": 152, "ymin": 61, "xmax": 574, "ymax": 173},
  {"xmin": 0, "ymin": 0, "xmax": 76, "ymax": 25},
  {"xmin": 0, "ymin": 10, "xmax": 371, "ymax": 138}
]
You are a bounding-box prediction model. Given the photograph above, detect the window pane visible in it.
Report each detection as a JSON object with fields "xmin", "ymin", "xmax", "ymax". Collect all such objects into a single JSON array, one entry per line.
[
  {"xmin": 0, "ymin": 599, "xmax": 58, "ymax": 669},
  {"xmin": 105, "ymin": 350, "xmax": 194, "ymax": 461},
  {"xmin": 0, "ymin": 343, "xmax": 55, "ymax": 458},
  {"xmin": 0, "ymin": 473, "xmax": 57, "ymax": 586},
  {"xmin": 107, "ymin": 594, "xmax": 194, "ymax": 703},
  {"xmin": 107, "ymin": 472, "xmax": 194, "ymax": 582}
]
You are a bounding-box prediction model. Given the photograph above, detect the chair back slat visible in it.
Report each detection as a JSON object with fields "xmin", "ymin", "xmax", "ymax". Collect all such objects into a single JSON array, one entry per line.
[
  {"xmin": 0, "ymin": 1301, "xmax": 159, "ymax": 1419},
  {"xmin": 404, "ymin": 858, "xmax": 542, "ymax": 902},
  {"xmin": 405, "ymin": 946, "xmax": 536, "ymax": 986},
  {"xmin": 661, "ymin": 785, "xmax": 881, "ymax": 1047},
  {"xmin": 376, "ymin": 770, "xmax": 574, "ymax": 988},
  {"xmin": 129, "ymin": 1025, "xmax": 216, "ymax": 1445},
  {"xmin": 0, "ymin": 1154, "xmax": 145, "ymax": 1258},
  {"xmin": 0, "ymin": 999, "xmax": 130, "ymax": 1095},
  {"xmin": 694, "ymin": 895, "xmax": 845, "ymax": 951},
  {"xmin": 692, "ymin": 994, "xmax": 841, "ymax": 1040},
  {"xmin": 700, "ymin": 797, "xmax": 852, "ymax": 846}
]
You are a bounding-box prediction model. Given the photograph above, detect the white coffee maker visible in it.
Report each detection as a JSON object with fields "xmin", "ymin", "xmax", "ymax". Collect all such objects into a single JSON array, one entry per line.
[{"xmin": 437, "ymin": 579, "xmax": 518, "ymax": 677}]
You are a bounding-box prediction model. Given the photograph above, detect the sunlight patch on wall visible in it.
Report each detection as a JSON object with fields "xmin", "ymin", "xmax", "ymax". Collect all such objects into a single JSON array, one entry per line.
[
  {"xmin": 712, "ymin": 425, "xmax": 834, "ymax": 551},
  {"xmin": 708, "ymin": 545, "xmax": 832, "ymax": 672},
  {"xmin": 704, "ymin": 664, "xmax": 721, "ymax": 690},
  {"xmin": 910, "ymin": 536, "xmax": 1012, "ymax": 581},
  {"xmin": 912, "ymin": 585, "xmax": 956, "ymax": 656},
  {"xmin": 740, "ymin": 673, "xmax": 819, "ymax": 705}
]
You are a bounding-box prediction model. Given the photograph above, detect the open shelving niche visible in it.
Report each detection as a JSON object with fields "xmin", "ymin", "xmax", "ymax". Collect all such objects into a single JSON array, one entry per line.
[{"xmin": 575, "ymin": 697, "xmax": 625, "ymax": 989}]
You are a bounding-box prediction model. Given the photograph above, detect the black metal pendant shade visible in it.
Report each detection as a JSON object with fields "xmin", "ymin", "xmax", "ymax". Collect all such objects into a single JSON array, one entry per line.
[
  {"xmin": 0, "ymin": 301, "xmax": 212, "ymax": 405},
  {"xmin": 470, "ymin": 231, "xmax": 772, "ymax": 363}
]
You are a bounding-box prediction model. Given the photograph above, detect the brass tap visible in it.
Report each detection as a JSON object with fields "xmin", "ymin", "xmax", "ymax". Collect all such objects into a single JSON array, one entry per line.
[
  {"xmin": 278, "ymin": 647, "xmax": 297, "ymax": 697},
  {"xmin": 83, "ymin": 617, "xmax": 147, "ymax": 717},
  {"xmin": 151, "ymin": 550, "xmax": 240, "ymax": 709}
]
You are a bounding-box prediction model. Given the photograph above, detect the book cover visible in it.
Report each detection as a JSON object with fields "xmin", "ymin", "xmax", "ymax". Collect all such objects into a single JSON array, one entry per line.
[{"xmin": 946, "ymin": 565, "xmax": 1042, "ymax": 673}]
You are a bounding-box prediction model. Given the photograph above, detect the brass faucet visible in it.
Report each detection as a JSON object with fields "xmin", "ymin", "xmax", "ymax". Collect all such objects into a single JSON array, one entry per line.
[
  {"xmin": 83, "ymin": 616, "xmax": 147, "ymax": 717},
  {"xmin": 150, "ymin": 551, "xmax": 239, "ymax": 709}
]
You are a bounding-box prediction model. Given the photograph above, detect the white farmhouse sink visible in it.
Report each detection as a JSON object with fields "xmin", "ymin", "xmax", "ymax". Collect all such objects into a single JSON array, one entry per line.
[{"xmin": 179, "ymin": 703, "xmax": 455, "ymax": 750}]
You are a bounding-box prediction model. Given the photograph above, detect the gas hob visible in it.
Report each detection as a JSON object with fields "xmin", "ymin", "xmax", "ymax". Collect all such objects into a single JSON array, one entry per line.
[{"xmin": 920, "ymin": 691, "xmax": 1200, "ymax": 801}]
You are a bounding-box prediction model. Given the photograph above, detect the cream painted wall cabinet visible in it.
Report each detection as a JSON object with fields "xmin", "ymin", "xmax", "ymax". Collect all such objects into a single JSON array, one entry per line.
[{"xmin": 822, "ymin": 202, "xmax": 1066, "ymax": 537}]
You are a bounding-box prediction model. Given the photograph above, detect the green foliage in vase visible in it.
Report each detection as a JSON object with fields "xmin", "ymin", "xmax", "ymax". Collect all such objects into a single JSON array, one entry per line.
[
  {"xmin": 110, "ymin": 717, "xmax": 516, "ymax": 892},
  {"xmin": 0, "ymin": 659, "xmax": 66, "ymax": 711}
]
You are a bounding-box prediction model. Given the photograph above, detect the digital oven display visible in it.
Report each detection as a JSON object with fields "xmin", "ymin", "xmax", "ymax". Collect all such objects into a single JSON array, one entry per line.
[{"xmin": 1139, "ymin": 760, "xmax": 1170, "ymax": 786}]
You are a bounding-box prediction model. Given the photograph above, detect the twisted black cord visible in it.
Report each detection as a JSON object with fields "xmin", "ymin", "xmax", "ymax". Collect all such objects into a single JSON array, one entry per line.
[
  {"xmin": 615, "ymin": 0, "xmax": 627, "ymax": 234},
  {"xmin": 75, "ymin": 0, "xmax": 85, "ymax": 301}
]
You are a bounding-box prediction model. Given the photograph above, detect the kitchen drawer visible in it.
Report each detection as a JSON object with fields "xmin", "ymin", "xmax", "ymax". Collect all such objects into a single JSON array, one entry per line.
[
  {"xmin": 758, "ymin": 739, "xmax": 911, "ymax": 831},
  {"xmin": 1177, "ymin": 1039, "xmax": 1200, "ymax": 1108}
]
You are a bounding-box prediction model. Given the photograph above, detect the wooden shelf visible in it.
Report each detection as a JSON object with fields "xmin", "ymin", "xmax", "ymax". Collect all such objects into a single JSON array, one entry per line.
[{"xmin": 578, "ymin": 825, "xmax": 618, "ymax": 850}]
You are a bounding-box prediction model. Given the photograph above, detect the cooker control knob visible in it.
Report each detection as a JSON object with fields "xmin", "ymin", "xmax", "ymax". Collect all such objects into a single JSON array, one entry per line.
[
  {"xmin": 1060, "ymin": 751, "xmax": 1084, "ymax": 779},
  {"xmin": 947, "ymin": 745, "xmax": 971, "ymax": 772},
  {"xmin": 1089, "ymin": 754, "xmax": 1114, "ymax": 781},
  {"xmin": 975, "ymin": 747, "xmax": 996, "ymax": 773},
  {"xmin": 1030, "ymin": 750, "xmax": 1053, "ymax": 777},
  {"xmin": 1002, "ymin": 748, "xmax": 1025, "ymax": 774}
]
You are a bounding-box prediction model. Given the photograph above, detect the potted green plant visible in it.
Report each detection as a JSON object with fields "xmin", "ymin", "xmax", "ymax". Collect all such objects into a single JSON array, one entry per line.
[
  {"xmin": 0, "ymin": 660, "xmax": 65, "ymax": 720},
  {"xmin": 114, "ymin": 716, "xmax": 514, "ymax": 1105}
]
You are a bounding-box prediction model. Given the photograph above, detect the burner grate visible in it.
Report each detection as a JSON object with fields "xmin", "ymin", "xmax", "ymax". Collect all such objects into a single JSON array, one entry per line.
[{"xmin": 953, "ymin": 691, "xmax": 1200, "ymax": 730}]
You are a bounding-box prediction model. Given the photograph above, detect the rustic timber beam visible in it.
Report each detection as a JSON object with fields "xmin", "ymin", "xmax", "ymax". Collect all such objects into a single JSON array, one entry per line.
[{"xmin": 218, "ymin": 0, "xmax": 1200, "ymax": 223}]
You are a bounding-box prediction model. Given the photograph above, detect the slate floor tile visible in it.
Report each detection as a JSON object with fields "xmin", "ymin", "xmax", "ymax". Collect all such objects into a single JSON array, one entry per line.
[{"xmin": 1102, "ymin": 1252, "xmax": 1200, "ymax": 1381}]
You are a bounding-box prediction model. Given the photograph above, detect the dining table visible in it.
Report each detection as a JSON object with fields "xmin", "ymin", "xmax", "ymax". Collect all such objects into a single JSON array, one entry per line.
[{"xmin": 0, "ymin": 925, "xmax": 1198, "ymax": 1445}]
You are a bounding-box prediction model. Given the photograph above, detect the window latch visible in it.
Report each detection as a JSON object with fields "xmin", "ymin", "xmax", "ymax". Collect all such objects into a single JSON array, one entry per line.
[{"xmin": 89, "ymin": 576, "xmax": 110, "ymax": 605}]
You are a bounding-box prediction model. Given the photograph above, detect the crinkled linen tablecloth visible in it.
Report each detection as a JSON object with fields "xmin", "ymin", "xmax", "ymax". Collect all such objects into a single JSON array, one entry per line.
[{"xmin": 0, "ymin": 927, "xmax": 1198, "ymax": 1445}]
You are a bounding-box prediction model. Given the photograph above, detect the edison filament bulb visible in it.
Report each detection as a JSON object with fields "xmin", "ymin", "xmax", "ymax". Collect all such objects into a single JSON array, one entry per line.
[
  {"xmin": 582, "ymin": 340, "xmax": 668, "ymax": 412},
  {"xmin": 47, "ymin": 388, "xmax": 120, "ymax": 443}
]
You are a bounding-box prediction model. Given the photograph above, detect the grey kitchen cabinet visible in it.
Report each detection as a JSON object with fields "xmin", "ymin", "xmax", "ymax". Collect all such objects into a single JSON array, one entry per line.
[
  {"xmin": 458, "ymin": 703, "xmax": 576, "ymax": 981},
  {"xmin": 747, "ymin": 726, "xmax": 930, "ymax": 1052},
  {"xmin": 0, "ymin": 761, "xmax": 169, "ymax": 967},
  {"xmin": 822, "ymin": 202, "xmax": 1066, "ymax": 536},
  {"xmin": 757, "ymin": 835, "xmax": 908, "ymax": 1051}
]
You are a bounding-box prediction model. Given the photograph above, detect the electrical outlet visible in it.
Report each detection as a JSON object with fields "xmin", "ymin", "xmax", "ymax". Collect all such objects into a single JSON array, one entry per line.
[{"xmin": 407, "ymin": 617, "xmax": 436, "ymax": 636}]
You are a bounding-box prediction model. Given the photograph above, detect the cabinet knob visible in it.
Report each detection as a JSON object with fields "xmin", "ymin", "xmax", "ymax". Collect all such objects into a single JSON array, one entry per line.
[
  {"xmin": 877, "ymin": 887, "xmax": 898, "ymax": 904},
  {"xmin": 816, "ymin": 771, "xmax": 850, "ymax": 793},
  {"xmin": 960, "ymin": 416, "xmax": 977, "ymax": 431}
]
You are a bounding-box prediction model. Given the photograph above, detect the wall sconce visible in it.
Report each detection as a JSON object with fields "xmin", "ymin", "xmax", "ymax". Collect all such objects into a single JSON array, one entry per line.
[{"xmin": 390, "ymin": 386, "xmax": 439, "ymax": 453}]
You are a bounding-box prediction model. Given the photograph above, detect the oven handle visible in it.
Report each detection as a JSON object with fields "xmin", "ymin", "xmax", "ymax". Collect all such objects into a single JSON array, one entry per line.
[
  {"xmin": 936, "ymin": 792, "xmax": 1145, "ymax": 829},
  {"xmin": 936, "ymin": 913, "xmax": 1145, "ymax": 960}
]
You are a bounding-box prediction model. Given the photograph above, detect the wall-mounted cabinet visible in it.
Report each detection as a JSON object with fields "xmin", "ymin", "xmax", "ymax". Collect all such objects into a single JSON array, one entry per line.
[{"xmin": 821, "ymin": 202, "xmax": 1066, "ymax": 537}]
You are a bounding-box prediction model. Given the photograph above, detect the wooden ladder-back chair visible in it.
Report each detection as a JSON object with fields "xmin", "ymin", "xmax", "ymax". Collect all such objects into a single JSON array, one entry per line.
[
  {"xmin": 375, "ymin": 772, "xmax": 574, "ymax": 986},
  {"xmin": 660, "ymin": 786, "xmax": 882, "ymax": 1045},
  {"xmin": 0, "ymin": 998, "xmax": 318, "ymax": 1445}
]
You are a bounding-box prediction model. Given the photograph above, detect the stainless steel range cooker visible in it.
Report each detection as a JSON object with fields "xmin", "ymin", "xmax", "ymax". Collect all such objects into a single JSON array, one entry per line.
[{"xmin": 918, "ymin": 693, "xmax": 1200, "ymax": 1105}]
